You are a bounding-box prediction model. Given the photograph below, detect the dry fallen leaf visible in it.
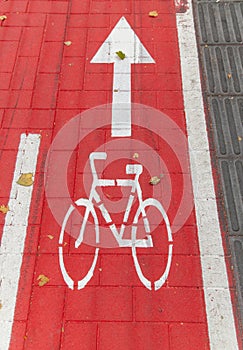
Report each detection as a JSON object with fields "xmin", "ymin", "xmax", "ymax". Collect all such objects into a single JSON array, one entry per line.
[
  {"xmin": 149, "ymin": 176, "xmax": 161, "ymax": 185},
  {"xmin": 238, "ymin": 136, "xmax": 242, "ymax": 141},
  {"xmin": 64, "ymin": 41, "xmax": 72, "ymax": 46},
  {"xmin": 0, "ymin": 15, "xmax": 7, "ymax": 21},
  {"xmin": 0, "ymin": 205, "xmax": 9, "ymax": 214},
  {"xmin": 149, "ymin": 10, "xmax": 158, "ymax": 17},
  {"xmin": 0, "ymin": 302, "xmax": 2, "ymax": 310},
  {"xmin": 227, "ymin": 73, "xmax": 232, "ymax": 79},
  {"xmin": 47, "ymin": 235, "xmax": 54, "ymax": 240},
  {"xmin": 37, "ymin": 274, "xmax": 49, "ymax": 287},
  {"xmin": 116, "ymin": 51, "xmax": 126, "ymax": 60},
  {"xmin": 133, "ymin": 153, "xmax": 139, "ymax": 159},
  {"xmin": 17, "ymin": 173, "xmax": 34, "ymax": 186}
]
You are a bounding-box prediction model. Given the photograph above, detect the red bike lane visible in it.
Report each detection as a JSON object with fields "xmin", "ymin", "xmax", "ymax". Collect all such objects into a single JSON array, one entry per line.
[{"xmin": 0, "ymin": 0, "xmax": 239, "ymax": 349}]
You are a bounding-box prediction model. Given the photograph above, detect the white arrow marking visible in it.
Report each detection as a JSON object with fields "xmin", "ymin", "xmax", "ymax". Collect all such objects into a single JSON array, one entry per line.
[{"xmin": 91, "ymin": 16, "xmax": 155, "ymax": 137}]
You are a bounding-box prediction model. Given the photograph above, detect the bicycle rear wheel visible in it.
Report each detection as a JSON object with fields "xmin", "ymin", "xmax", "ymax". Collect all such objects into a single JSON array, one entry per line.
[
  {"xmin": 131, "ymin": 198, "xmax": 173, "ymax": 291},
  {"xmin": 59, "ymin": 198, "xmax": 99, "ymax": 290}
]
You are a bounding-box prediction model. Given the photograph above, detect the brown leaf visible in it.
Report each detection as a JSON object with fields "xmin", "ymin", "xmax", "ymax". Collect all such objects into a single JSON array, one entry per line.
[
  {"xmin": 238, "ymin": 136, "xmax": 242, "ymax": 141},
  {"xmin": 0, "ymin": 302, "xmax": 2, "ymax": 310},
  {"xmin": 0, "ymin": 15, "xmax": 7, "ymax": 21},
  {"xmin": 227, "ymin": 73, "xmax": 232, "ymax": 79},
  {"xmin": 17, "ymin": 173, "xmax": 34, "ymax": 186},
  {"xmin": 37, "ymin": 274, "xmax": 49, "ymax": 287},
  {"xmin": 149, "ymin": 10, "xmax": 158, "ymax": 17},
  {"xmin": 149, "ymin": 176, "xmax": 161, "ymax": 185},
  {"xmin": 64, "ymin": 41, "xmax": 72, "ymax": 46},
  {"xmin": 0, "ymin": 205, "xmax": 9, "ymax": 214},
  {"xmin": 47, "ymin": 235, "xmax": 54, "ymax": 240}
]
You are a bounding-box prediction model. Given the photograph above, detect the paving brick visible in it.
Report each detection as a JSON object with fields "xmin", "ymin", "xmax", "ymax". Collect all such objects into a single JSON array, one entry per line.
[
  {"xmin": 32, "ymin": 74, "xmax": 59, "ymax": 109},
  {"xmin": 167, "ymin": 255, "xmax": 203, "ymax": 287},
  {"xmin": 134, "ymin": 287, "xmax": 206, "ymax": 322},
  {"xmin": 11, "ymin": 57, "xmax": 38, "ymax": 90},
  {"xmin": 100, "ymin": 254, "xmax": 140, "ymax": 286},
  {"xmin": 0, "ymin": 41, "xmax": 18, "ymax": 72},
  {"xmin": 59, "ymin": 57, "xmax": 85, "ymax": 90},
  {"xmin": 68, "ymin": 14, "xmax": 89, "ymax": 28},
  {"xmin": 90, "ymin": 1, "xmax": 132, "ymax": 14},
  {"xmin": 172, "ymin": 225, "xmax": 200, "ymax": 255},
  {"xmin": 132, "ymin": 0, "xmax": 175, "ymax": 14},
  {"xmin": 24, "ymin": 226, "xmax": 40, "ymax": 254},
  {"xmin": 2, "ymin": 109, "xmax": 55, "ymax": 129},
  {"xmin": 3, "ymin": 13, "xmax": 46, "ymax": 27},
  {"xmin": 9, "ymin": 321, "xmax": 26, "ymax": 350},
  {"xmin": 70, "ymin": 0, "xmax": 90, "ymax": 13},
  {"xmin": 53, "ymin": 109, "xmax": 81, "ymax": 136},
  {"xmin": 0, "ymin": 1, "xmax": 28, "ymax": 13},
  {"xmin": 57, "ymin": 91, "xmax": 107, "ymax": 109},
  {"xmin": 0, "ymin": 90, "xmax": 32, "ymax": 109},
  {"xmin": 63, "ymin": 28, "xmax": 87, "ymax": 57},
  {"xmin": 28, "ymin": 1, "xmax": 69, "ymax": 14},
  {"xmin": 169, "ymin": 323, "xmax": 210, "ymax": 350},
  {"xmin": 13, "ymin": 254, "xmax": 36, "ymax": 321},
  {"xmin": 133, "ymin": 73, "xmax": 182, "ymax": 91},
  {"xmin": 135, "ymin": 27, "xmax": 178, "ymax": 43},
  {"xmin": 84, "ymin": 73, "xmax": 113, "ymax": 91},
  {"xmin": 44, "ymin": 14, "xmax": 67, "ymax": 41},
  {"xmin": 38, "ymin": 42, "xmax": 63, "ymax": 73},
  {"xmin": 25, "ymin": 286, "xmax": 65, "ymax": 350},
  {"xmin": 62, "ymin": 322, "xmax": 97, "ymax": 349},
  {"xmin": 34, "ymin": 253, "xmax": 100, "ymax": 287},
  {"xmin": 0, "ymin": 27, "xmax": 22, "ymax": 41},
  {"xmin": 132, "ymin": 91, "xmax": 157, "ymax": 106},
  {"xmin": 0, "ymin": 73, "xmax": 11, "ymax": 90},
  {"xmin": 157, "ymin": 91, "xmax": 184, "ymax": 110},
  {"xmin": 19, "ymin": 27, "xmax": 44, "ymax": 57},
  {"xmin": 65, "ymin": 287, "xmax": 133, "ymax": 321},
  {"xmin": 99, "ymin": 322, "xmax": 170, "ymax": 350}
]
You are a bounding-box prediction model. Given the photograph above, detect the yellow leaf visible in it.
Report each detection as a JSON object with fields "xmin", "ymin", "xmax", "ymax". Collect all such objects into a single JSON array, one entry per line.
[
  {"xmin": 47, "ymin": 235, "xmax": 54, "ymax": 240},
  {"xmin": 149, "ymin": 176, "xmax": 161, "ymax": 185},
  {"xmin": 37, "ymin": 274, "xmax": 49, "ymax": 287},
  {"xmin": 0, "ymin": 205, "xmax": 9, "ymax": 214},
  {"xmin": 17, "ymin": 173, "xmax": 34, "ymax": 186},
  {"xmin": 0, "ymin": 15, "xmax": 7, "ymax": 21},
  {"xmin": 116, "ymin": 51, "xmax": 126, "ymax": 60},
  {"xmin": 149, "ymin": 10, "xmax": 158, "ymax": 17},
  {"xmin": 227, "ymin": 73, "xmax": 232, "ymax": 79},
  {"xmin": 64, "ymin": 41, "xmax": 72, "ymax": 46}
]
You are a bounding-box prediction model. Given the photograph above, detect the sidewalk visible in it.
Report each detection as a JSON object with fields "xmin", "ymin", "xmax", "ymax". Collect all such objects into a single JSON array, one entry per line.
[{"xmin": 0, "ymin": 0, "xmax": 241, "ymax": 349}]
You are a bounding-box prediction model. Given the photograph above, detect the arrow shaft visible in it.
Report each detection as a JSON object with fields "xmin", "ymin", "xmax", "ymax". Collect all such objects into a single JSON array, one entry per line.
[{"xmin": 112, "ymin": 61, "xmax": 131, "ymax": 137}]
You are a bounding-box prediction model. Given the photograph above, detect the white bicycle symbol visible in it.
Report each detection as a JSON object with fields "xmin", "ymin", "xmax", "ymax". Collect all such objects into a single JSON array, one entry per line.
[{"xmin": 59, "ymin": 152, "xmax": 173, "ymax": 291}]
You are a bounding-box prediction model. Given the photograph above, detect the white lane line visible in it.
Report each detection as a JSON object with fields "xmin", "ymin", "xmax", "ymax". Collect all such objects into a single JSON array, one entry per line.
[
  {"xmin": 91, "ymin": 16, "xmax": 154, "ymax": 137},
  {"xmin": 176, "ymin": 4, "xmax": 239, "ymax": 349},
  {"xmin": 0, "ymin": 133, "xmax": 40, "ymax": 350}
]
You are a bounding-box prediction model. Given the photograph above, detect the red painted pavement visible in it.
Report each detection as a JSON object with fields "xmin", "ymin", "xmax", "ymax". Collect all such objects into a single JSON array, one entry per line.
[{"xmin": 0, "ymin": 0, "xmax": 211, "ymax": 349}]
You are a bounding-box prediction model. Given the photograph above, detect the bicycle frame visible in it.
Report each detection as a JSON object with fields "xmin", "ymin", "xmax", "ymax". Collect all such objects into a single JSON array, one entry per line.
[{"xmin": 75, "ymin": 152, "xmax": 153, "ymax": 248}]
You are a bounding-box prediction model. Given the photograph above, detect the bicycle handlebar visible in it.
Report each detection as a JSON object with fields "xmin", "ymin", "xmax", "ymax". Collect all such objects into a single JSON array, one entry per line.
[{"xmin": 89, "ymin": 152, "xmax": 107, "ymax": 177}]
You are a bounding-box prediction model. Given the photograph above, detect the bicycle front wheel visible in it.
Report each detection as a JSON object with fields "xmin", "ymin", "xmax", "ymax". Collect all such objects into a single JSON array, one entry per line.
[
  {"xmin": 131, "ymin": 198, "xmax": 173, "ymax": 291},
  {"xmin": 59, "ymin": 198, "xmax": 99, "ymax": 290}
]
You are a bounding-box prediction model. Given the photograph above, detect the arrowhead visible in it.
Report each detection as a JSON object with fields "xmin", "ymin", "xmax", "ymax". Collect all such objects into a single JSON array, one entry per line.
[{"xmin": 91, "ymin": 16, "xmax": 155, "ymax": 64}]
